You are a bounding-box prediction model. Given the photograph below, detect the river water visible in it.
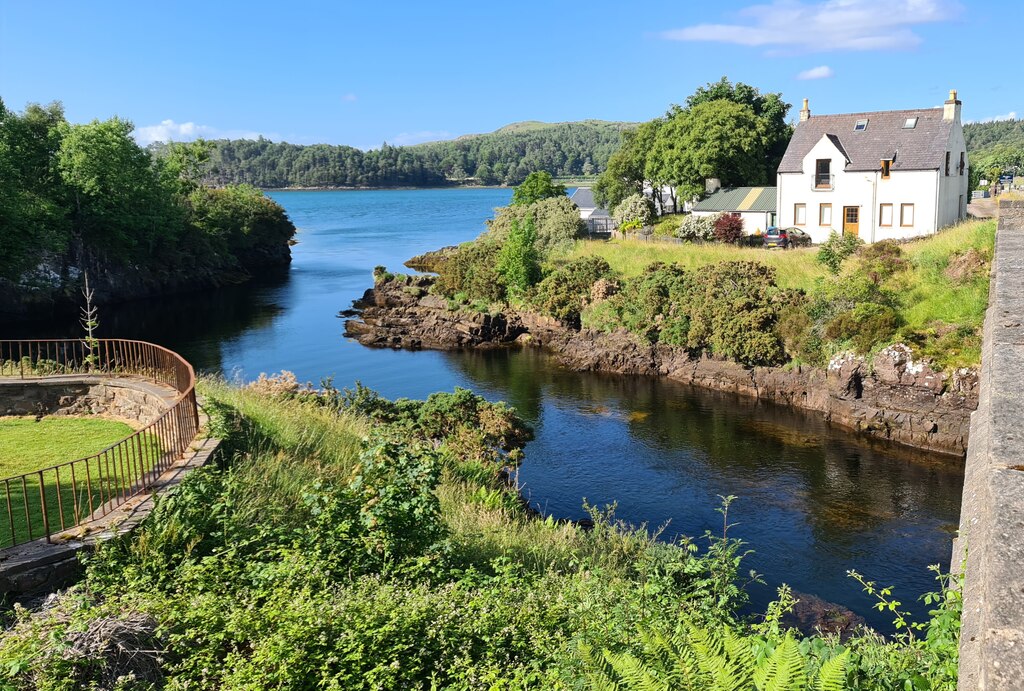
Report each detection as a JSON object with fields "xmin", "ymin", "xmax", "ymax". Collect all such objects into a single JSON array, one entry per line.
[{"xmin": 7, "ymin": 189, "xmax": 964, "ymax": 630}]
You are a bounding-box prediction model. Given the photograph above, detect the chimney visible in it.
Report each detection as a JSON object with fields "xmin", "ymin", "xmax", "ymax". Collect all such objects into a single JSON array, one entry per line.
[
  {"xmin": 943, "ymin": 89, "xmax": 961, "ymax": 123},
  {"xmin": 799, "ymin": 98, "xmax": 811, "ymax": 122}
]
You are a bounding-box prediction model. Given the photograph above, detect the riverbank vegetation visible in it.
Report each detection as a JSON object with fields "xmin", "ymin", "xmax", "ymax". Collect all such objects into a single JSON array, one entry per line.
[
  {"xmin": 0, "ymin": 99, "xmax": 295, "ymax": 312},
  {"xmin": 430, "ymin": 173, "xmax": 994, "ymax": 371},
  {"xmin": 0, "ymin": 378, "xmax": 962, "ymax": 688}
]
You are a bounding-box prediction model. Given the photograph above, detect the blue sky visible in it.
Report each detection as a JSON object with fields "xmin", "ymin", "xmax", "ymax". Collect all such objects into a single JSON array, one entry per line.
[{"xmin": 0, "ymin": 0, "xmax": 1018, "ymax": 150}]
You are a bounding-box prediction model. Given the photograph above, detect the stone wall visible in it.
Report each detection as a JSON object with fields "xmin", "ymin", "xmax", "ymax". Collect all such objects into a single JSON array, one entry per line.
[
  {"xmin": 956, "ymin": 200, "xmax": 1024, "ymax": 690},
  {"xmin": 0, "ymin": 377, "xmax": 170, "ymax": 426}
]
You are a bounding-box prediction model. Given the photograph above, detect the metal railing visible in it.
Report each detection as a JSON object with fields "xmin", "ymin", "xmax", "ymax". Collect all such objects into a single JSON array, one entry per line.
[{"xmin": 0, "ymin": 340, "xmax": 199, "ymax": 548}]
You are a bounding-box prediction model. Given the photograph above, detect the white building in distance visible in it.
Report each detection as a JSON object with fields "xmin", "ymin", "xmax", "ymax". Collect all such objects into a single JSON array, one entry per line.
[{"xmin": 776, "ymin": 90, "xmax": 969, "ymax": 244}]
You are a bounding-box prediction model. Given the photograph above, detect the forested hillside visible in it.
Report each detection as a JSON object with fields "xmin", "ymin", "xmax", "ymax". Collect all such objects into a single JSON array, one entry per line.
[
  {"xmin": 198, "ymin": 120, "xmax": 634, "ymax": 189},
  {"xmin": 964, "ymin": 118, "xmax": 1024, "ymax": 184},
  {"xmin": 0, "ymin": 99, "xmax": 296, "ymax": 317}
]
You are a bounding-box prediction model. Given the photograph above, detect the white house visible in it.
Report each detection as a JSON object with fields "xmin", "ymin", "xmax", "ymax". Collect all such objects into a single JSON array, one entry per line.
[
  {"xmin": 691, "ymin": 186, "xmax": 776, "ymax": 234},
  {"xmin": 568, "ymin": 187, "xmax": 609, "ymax": 220},
  {"xmin": 776, "ymin": 90, "xmax": 969, "ymax": 244}
]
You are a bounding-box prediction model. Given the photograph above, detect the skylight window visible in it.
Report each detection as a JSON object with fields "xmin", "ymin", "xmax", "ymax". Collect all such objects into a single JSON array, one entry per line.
[
  {"xmin": 854, "ymin": 119, "xmax": 869, "ymax": 131},
  {"xmin": 903, "ymin": 117, "xmax": 918, "ymax": 129}
]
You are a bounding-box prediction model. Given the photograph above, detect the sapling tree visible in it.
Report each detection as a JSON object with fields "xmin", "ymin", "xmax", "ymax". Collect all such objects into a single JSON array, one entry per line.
[{"xmin": 80, "ymin": 272, "xmax": 99, "ymax": 370}]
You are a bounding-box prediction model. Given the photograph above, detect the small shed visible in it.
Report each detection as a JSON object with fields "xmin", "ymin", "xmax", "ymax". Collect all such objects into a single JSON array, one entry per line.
[{"xmin": 691, "ymin": 187, "xmax": 777, "ymax": 234}]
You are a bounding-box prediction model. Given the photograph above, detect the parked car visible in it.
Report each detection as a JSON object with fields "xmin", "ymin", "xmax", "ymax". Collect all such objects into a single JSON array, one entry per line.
[{"xmin": 763, "ymin": 226, "xmax": 811, "ymax": 249}]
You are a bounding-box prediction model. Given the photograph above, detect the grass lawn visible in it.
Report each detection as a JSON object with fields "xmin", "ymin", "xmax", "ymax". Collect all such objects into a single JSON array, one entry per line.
[
  {"xmin": 0, "ymin": 416, "xmax": 163, "ymax": 546},
  {"xmin": 0, "ymin": 416, "xmax": 135, "ymax": 478}
]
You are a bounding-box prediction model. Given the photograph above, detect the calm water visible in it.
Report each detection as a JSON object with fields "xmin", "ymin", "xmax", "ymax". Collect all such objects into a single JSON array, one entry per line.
[{"xmin": 6, "ymin": 189, "xmax": 964, "ymax": 630}]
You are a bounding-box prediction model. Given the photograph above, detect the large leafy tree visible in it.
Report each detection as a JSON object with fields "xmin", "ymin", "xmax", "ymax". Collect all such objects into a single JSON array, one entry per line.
[
  {"xmin": 593, "ymin": 120, "xmax": 660, "ymax": 211},
  {"xmin": 647, "ymin": 100, "xmax": 766, "ymax": 198},
  {"xmin": 510, "ymin": 171, "xmax": 566, "ymax": 206}
]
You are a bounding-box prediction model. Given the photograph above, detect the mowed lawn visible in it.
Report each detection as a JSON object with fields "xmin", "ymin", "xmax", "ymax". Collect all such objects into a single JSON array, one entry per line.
[
  {"xmin": 0, "ymin": 416, "xmax": 134, "ymax": 478},
  {"xmin": 0, "ymin": 416, "xmax": 162, "ymax": 546}
]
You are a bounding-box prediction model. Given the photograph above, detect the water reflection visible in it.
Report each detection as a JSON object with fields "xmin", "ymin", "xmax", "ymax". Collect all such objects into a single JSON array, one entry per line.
[{"xmin": 446, "ymin": 347, "xmax": 963, "ymax": 629}]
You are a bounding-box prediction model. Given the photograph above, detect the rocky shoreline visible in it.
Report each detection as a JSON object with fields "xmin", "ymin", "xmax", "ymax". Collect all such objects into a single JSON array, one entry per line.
[{"xmin": 345, "ymin": 274, "xmax": 978, "ymax": 456}]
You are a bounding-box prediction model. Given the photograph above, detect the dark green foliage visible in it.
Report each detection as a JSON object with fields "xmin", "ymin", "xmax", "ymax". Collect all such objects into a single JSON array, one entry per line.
[
  {"xmin": 686, "ymin": 262, "xmax": 786, "ymax": 365},
  {"xmin": 511, "ymin": 171, "xmax": 566, "ymax": 206},
  {"xmin": 0, "ymin": 100, "xmax": 296, "ymax": 288},
  {"xmin": 817, "ymin": 232, "xmax": 864, "ymax": 274},
  {"xmin": 713, "ymin": 213, "xmax": 744, "ymax": 243},
  {"xmin": 434, "ymin": 240, "xmax": 506, "ymax": 303},
  {"xmin": 497, "ymin": 218, "xmax": 542, "ymax": 298},
  {"xmin": 857, "ymin": 240, "xmax": 906, "ymax": 284},
  {"xmin": 529, "ymin": 256, "xmax": 613, "ymax": 325},
  {"xmin": 586, "ymin": 261, "xmax": 786, "ymax": 366},
  {"xmin": 199, "ymin": 121, "xmax": 632, "ymax": 188},
  {"xmin": 825, "ymin": 303, "xmax": 903, "ymax": 353}
]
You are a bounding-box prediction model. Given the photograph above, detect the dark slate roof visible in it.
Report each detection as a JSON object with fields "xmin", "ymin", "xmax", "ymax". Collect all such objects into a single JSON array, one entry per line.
[
  {"xmin": 692, "ymin": 187, "xmax": 776, "ymax": 213},
  {"xmin": 778, "ymin": 108, "xmax": 954, "ymax": 174},
  {"xmin": 569, "ymin": 186, "xmax": 597, "ymax": 210}
]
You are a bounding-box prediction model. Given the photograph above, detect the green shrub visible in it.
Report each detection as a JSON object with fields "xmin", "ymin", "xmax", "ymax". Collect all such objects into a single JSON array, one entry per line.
[
  {"xmin": 825, "ymin": 302, "xmax": 903, "ymax": 353},
  {"xmin": 529, "ymin": 256, "xmax": 614, "ymax": 325},
  {"xmin": 486, "ymin": 195, "xmax": 584, "ymax": 258},
  {"xmin": 817, "ymin": 231, "xmax": 864, "ymax": 274},
  {"xmin": 434, "ymin": 239, "xmax": 506, "ymax": 302},
  {"xmin": 497, "ymin": 218, "xmax": 541, "ymax": 298}
]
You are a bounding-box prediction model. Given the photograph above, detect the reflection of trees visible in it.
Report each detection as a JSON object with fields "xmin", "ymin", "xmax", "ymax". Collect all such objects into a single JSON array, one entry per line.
[
  {"xmin": 449, "ymin": 346, "xmax": 964, "ymax": 545},
  {"xmin": 5, "ymin": 268, "xmax": 290, "ymax": 374}
]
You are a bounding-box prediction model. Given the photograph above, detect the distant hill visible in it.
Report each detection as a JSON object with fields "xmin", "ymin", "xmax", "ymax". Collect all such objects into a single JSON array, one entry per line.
[
  {"xmin": 201, "ymin": 120, "xmax": 636, "ymax": 189},
  {"xmin": 964, "ymin": 118, "xmax": 1024, "ymax": 154}
]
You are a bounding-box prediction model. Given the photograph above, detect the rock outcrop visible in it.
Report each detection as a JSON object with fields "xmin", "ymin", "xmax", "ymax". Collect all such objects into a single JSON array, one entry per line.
[{"xmin": 346, "ymin": 276, "xmax": 977, "ymax": 456}]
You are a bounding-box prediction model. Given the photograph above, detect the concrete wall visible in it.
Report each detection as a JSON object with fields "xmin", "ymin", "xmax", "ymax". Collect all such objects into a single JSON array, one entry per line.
[{"xmin": 956, "ymin": 200, "xmax": 1024, "ymax": 690}]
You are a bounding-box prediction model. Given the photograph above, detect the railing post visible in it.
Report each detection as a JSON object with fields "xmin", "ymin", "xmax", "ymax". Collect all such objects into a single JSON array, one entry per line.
[{"xmin": 37, "ymin": 472, "xmax": 50, "ymax": 544}]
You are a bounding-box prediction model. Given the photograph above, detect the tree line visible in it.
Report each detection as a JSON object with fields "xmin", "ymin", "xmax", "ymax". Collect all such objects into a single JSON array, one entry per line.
[
  {"xmin": 0, "ymin": 99, "xmax": 295, "ymax": 312},
  {"xmin": 195, "ymin": 120, "xmax": 632, "ymax": 189},
  {"xmin": 963, "ymin": 118, "xmax": 1024, "ymax": 188}
]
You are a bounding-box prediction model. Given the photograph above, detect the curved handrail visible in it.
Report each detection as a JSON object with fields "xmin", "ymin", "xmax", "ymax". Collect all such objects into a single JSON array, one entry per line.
[{"xmin": 0, "ymin": 339, "xmax": 200, "ymax": 548}]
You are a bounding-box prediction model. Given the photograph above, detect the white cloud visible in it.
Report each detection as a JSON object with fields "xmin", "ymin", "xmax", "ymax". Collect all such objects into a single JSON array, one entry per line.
[
  {"xmin": 132, "ymin": 119, "xmax": 272, "ymax": 146},
  {"xmin": 342, "ymin": 93, "xmax": 358, "ymax": 102},
  {"xmin": 388, "ymin": 130, "xmax": 454, "ymax": 146},
  {"xmin": 797, "ymin": 65, "xmax": 834, "ymax": 79},
  {"xmin": 966, "ymin": 111, "xmax": 1018, "ymax": 124},
  {"xmin": 661, "ymin": 0, "xmax": 962, "ymax": 53}
]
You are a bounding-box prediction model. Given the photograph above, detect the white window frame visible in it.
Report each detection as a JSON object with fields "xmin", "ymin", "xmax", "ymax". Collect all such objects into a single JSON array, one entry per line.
[
  {"xmin": 900, "ymin": 203, "xmax": 915, "ymax": 227},
  {"xmin": 819, "ymin": 203, "xmax": 832, "ymax": 226},
  {"xmin": 794, "ymin": 203, "xmax": 806, "ymax": 226},
  {"xmin": 879, "ymin": 203, "xmax": 893, "ymax": 227}
]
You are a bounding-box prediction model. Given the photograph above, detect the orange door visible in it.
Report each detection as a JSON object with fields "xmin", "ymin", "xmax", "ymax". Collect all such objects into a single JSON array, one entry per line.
[{"xmin": 843, "ymin": 206, "xmax": 859, "ymax": 237}]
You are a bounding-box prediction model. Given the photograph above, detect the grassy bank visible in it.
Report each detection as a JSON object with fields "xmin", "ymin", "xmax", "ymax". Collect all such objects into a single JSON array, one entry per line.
[{"xmin": 0, "ymin": 378, "xmax": 961, "ymax": 689}]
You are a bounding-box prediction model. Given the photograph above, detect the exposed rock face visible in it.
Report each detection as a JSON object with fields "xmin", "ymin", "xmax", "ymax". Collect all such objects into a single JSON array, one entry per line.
[{"xmin": 346, "ymin": 276, "xmax": 977, "ymax": 456}]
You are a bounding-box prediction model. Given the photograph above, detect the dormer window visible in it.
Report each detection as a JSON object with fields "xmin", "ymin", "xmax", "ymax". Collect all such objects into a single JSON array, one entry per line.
[
  {"xmin": 854, "ymin": 119, "xmax": 869, "ymax": 131},
  {"xmin": 815, "ymin": 159, "xmax": 831, "ymax": 188},
  {"xmin": 903, "ymin": 117, "xmax": 918, "ymax": 129},
  {"xmin": 881, "ymin": 159, "xmax": 891, "ymax": 179}
]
